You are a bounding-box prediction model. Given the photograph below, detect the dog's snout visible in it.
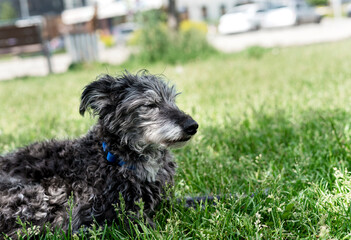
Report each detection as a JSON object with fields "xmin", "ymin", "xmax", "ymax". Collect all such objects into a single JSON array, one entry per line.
[{"xmin": 183, "ymin": 119, "xmax": 198, "ymax": 135}]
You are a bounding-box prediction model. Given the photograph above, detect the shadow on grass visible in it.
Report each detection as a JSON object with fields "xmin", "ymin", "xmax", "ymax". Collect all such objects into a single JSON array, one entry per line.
[
  {"xmin": 159, "ymin": 108, "xmax": 351, "ymax": 238},
  {"xmin": 175, "ymin": 108, "xmax": 351, "ymax": 195}
]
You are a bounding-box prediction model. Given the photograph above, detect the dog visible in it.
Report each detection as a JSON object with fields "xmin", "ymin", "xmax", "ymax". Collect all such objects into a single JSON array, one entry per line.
[{"xmin": 0, "ymin": 71, "xmax": 198, "ymax": 238}]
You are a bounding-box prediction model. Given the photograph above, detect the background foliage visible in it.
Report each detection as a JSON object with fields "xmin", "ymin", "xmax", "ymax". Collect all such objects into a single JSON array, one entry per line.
[
  {"xmin": 0, "ymin": 1, "xmax": 17, "ymax": 21},
  {"xmin": 129, "ymin": 10, "xmax": 217, "ymax": 64},
  {"xmin": 307, "ymin": 0, "xmax": 328, "ymax": 6}
]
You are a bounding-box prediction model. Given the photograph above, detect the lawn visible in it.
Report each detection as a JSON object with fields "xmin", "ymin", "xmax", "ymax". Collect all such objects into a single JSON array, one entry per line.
[{"xmin": 1, "ymin": 40, "xmax": 351, "ymax": 239}]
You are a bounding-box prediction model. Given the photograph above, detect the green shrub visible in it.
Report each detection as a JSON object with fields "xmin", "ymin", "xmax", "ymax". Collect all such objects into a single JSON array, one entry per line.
[
  {"xmin": 0, "ymin": 1, "xmax": 17, "ymax": 20},
  {"xmin": 132, "ymin": 10, "xmax": 218, "ymax": 64},
  {"xmin": 307, "ymin": 0, "xmax": 328, "ymax": 6}
]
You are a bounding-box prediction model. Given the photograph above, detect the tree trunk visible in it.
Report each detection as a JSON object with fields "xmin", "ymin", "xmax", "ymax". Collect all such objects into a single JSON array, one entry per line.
[{"xmin": 168, "ymin": 0, "xmax": 178, "ymax": 30}]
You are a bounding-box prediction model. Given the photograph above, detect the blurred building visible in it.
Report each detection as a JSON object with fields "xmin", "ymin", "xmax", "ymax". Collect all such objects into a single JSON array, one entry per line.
[
  {"xmin": 26, "ymin": 0, "xmax": 64, "ymax": 15},
  {"xmin": 0, "ymin": 0, "xmax": 64, "ymax": 19},
  {"xmin": 176, "ymin": 0, "xmax": 240, "ymax": 22},
  {"xmin": 61, "ymin": 0, "xmax": 165, "ymax": 33}
]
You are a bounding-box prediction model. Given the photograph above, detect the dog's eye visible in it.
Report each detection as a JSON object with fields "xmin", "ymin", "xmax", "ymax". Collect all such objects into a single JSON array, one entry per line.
[{"xmin": 143, "ymin": 103, "xmax": 158, "ymax": 109}]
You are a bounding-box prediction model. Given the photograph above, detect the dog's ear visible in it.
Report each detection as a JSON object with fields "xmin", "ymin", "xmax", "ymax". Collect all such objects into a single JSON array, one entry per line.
[{"xmin": 79, "ymin": 75, "xmax": 116, "ymax": 117}]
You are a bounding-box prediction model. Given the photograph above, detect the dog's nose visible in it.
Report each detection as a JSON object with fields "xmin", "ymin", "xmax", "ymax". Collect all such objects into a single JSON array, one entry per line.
[{"xmin": 183, "ymin": 119, "xmax": 198, "ymax": 135}]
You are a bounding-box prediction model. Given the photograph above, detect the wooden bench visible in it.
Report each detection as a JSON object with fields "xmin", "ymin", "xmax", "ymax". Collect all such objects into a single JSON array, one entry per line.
[{"xmin": 0, "ymin": 24, "xmax": 52, "ymax": 73}]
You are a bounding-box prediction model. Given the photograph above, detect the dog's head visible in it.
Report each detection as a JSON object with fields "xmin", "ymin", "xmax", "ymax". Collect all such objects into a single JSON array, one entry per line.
[{"xmin": 79, "ymin": 71, "xmax": 198, "ymax": 150}]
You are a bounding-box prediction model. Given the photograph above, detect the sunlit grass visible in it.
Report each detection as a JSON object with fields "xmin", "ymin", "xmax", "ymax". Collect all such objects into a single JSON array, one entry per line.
[{"xmin": 2, "ymin": 40, "xmax": 351, "ymax": 238}]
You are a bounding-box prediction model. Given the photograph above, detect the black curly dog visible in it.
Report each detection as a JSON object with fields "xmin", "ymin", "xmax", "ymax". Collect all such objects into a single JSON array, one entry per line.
[{"xmin": 0, "ymin": 71, "xmax": 198, "ymax": 238}]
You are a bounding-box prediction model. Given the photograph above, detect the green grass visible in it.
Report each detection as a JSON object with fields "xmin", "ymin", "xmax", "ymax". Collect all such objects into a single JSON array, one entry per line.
[{"xmin": 2, "ymin": 40, "xmax": 351, "ymax": 239}]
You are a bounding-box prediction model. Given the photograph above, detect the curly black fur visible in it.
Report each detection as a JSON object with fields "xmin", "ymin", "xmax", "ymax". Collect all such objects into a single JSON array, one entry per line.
[{"xmin": 0, "ymin": 71, "xmax": 198, "ymax": 238}]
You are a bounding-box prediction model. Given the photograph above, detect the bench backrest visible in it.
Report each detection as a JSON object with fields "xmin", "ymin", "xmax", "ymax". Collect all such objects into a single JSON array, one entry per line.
[{"xmin": 0, "ymin": 25, "xmax": 42, "ymax": 54}]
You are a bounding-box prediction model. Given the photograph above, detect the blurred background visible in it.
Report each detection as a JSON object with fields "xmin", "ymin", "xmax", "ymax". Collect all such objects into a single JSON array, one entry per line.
[{"xmin": 0, "ymin": 0, "xmax": 350, "ymax": 80}]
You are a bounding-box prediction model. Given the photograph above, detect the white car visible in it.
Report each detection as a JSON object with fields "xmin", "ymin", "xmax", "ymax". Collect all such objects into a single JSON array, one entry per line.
[
  {"xmin": 218, "ymin": 4, "xmax": 267, "ymax": 34},
  {"xmin": 261, "ymin": 1, "xmax": 322, "ymax": 28}
]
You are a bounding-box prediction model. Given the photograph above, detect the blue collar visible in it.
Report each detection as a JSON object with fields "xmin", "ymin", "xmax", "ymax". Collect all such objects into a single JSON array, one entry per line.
[{"xmin": 102, "ymin": 142, "xmax": 135, "ymax": 170}]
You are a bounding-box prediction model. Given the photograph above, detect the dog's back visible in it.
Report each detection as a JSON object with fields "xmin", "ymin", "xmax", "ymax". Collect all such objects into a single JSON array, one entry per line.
[{"xmin": 0, "ymin": 139, "xmax": 82, "ymax": 236}]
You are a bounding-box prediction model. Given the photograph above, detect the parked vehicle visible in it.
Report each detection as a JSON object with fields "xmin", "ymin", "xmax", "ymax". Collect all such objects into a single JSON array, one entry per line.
[
  {"xmin": 218, "ymin": 4, "xmax": 268, "ymax": 34},
  {"xmin": 261, "ymin": 1, "xmax": 322, "ymax": 28},
  {"xmin": 347, "ymin": 3, "xmax": 351, "ymax": 17}
]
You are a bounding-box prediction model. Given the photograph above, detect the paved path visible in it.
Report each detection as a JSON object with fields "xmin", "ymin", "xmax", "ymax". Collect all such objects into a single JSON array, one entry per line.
[
  {"xmin": 0, "ymin": 18, "xmax": 350, "ymax": 81},
  {"xmin": 0, "ymin": 54, "xmax": 70, "ymax": 81},
  {"xmin": 0, "ymin": 45, "xmax": 130, "ymax": 81},
  {"xmin": 209, "ymin": 18, "xmax": 351, "ymax": 52}
]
